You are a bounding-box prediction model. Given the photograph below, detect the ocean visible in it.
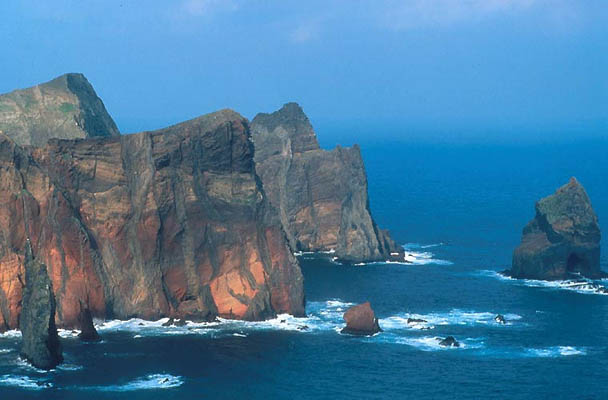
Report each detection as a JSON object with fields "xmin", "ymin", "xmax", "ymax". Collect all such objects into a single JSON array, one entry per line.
[{"xmin": 1, "ymin": 139, "xmax": 607, "ymax": 399}]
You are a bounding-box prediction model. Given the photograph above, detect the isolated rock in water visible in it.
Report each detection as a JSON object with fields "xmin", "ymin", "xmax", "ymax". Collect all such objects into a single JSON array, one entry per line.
[
  {"xmin": 0, "ymin": 73, "xmax": 119, "ymax": 146},
  {"xmin": 509, "ymin": 177, "xmax": 602, "ymax": 280},
  {"xmin": 78, "ymin": 305, "xmax": 101, "ymax": 342},
  {"xmin": 341, "ymin": 302, "xmax": 381, "ymax": 335},
  {"xmin": 494, "ymin": 314, "xmax": 506, "ymax": 324},
  {"xmin": 407, "ymin": 318, "xmax": 427, "ymax": 324},
  {"xmin": 0, "ymin": 76, "xmax": 305, "ymax": 331},
  {"xmin": 162, "ymin": 318, "xmax": 176, "ymax": 327},
  {"xmin": 251, "ymin": 103, "xmax": 403, "ymax": 263},
  {"xmin": 19, "ymin": 240, "xmax": 63, "ymax": 369},
  {"xmin": 438, "ymin": 336, "xmax": 460, "ymax": 347}
]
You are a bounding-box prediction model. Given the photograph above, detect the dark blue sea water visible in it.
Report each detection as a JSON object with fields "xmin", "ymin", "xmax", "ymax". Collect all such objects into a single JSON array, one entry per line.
[{"xmin": 1, "ymin": 139, "xmax": 607, "ymax": 399}]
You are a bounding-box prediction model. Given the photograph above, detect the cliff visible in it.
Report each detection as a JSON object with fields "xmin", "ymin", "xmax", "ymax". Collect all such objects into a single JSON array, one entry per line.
[
  {"xmin": 19, "ymin": 240, "xmax": 63, "ymax": 370},
  {"xmin": 0, "ymin": 80, "xmax": 304, "ymax": 330},
  {"xmin": 508, "ymin": 177, "xmax": 602, "ymax": 280},
  {"xmin": 0, "ymin": 73, "xmax": 119, "ymax": 146},
  {"xmin": 251, "ymin": 103, "xmax": 402, "ymax": 263}
]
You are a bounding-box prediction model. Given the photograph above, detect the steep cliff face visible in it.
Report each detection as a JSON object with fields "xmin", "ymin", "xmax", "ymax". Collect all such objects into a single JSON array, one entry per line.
[
  {"xmin": 0, "ymin": 105, "xmax": 304, "ymax": 330},
  {"xmin": 508, "ymin": 177, "xmax": 602, "ymax": 280},
  {"xmin": 19, "ymin": 240, "xmax": 63, "ymax": 370},
  {"xmin": 251, "ymin": 103, "xmax": 402, "ymax": 263},
  {"xmin": 0, "ymin": 73, "xmax": 119, "ymax": 146}
]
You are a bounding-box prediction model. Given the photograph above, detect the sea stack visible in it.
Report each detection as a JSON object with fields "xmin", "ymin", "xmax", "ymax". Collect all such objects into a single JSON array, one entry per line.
[
  {"xmin": 19, "ymin": 240, "xmax": 63, "ymax": 370},
  {"xmin": 341, "ymin": 302, "xmax": 381, "ymax": 335},
  {"xmin": 251, "ymin": 103, "xmax": 403, "ymax": 263},
  {"xmin": 508, "ymin": 177, "xmax": 602, "ymax": 280},
  {"xmin": 78, "ymin": 304, "xmax": 101, "ymax": 342}
]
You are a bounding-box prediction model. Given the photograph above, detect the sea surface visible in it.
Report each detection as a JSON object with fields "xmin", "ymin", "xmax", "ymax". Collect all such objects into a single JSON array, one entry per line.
[{"xmin": 1, "ymin": 139, "xmax": 607, "ymax": 399}]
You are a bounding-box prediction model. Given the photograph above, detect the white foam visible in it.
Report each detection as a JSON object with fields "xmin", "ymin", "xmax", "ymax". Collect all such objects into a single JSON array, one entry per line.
[
  {"xmin": 0, "ymin": 330, "xmax": 21, "ymax": 338},
  {"xmin": 380, "ymin": 335, "xmax": 483, "ymax": 351},
  {"xmin": 525, "ymin": 346, "xmax": 586, "ymax": 358},
  {"xmin": 0, "ymin": 374, "xmax": 52, "ymax": 390},
  {"xmin": 379, "ymin": 309, "xmax": 521, "ymax": 330},
  {"xmin": 479, "ymin": 270, "xmax": 608, "ymax": 296},
  {"xmin": 0, "ymin": 348, "xmax": 12, "ymax": 354},
  {"xmin": 95, "ymin": 374, "xmax": 183, "ymax": 391},
  {"xmin": 401, "ymin": 243, "xmax": 453, "ymax": 265},
  {"xmin": 58, "ymin": 329, "xmax": 80, "ymax": 338}
]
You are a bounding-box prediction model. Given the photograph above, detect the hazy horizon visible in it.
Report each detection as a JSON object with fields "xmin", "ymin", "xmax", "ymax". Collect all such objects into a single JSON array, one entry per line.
[{"xmin": 1, "ymin": 1, "xmax": 606, "ymax": 142}]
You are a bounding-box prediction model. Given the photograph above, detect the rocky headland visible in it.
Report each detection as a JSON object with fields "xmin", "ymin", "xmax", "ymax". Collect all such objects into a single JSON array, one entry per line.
[
  {"xmin": 251, "ymin": 103, "xmax": 403, "ymax": 263},
  {"xmin": 507, "ymin": 177, "xmax": 602, "ymax": 280},
  {"xmin": 0, "ymin": 74, "xmax": 304, "ymax": 331}
]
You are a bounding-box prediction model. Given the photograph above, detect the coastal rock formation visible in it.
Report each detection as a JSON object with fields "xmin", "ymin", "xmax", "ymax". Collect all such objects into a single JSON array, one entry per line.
[
  {"xmin": 78, "ymin": 305, "xmax": 101, "ymax": 342},
  {"xmin": 341, "ymin": 302, "xmax": 381, "ymax": 335},
  {"xmin": 19, "ymin": 240, "xmax": 63, "ymax": 369},
  {"xmin": 438, "ymin": 336, "xmax": 459, "ymax": 347},
  {"xmin": 508, "ymin": 177, "xmax": 602, "ymax": 280},
  {"xmin": 251, "ymin": 103, "xmax": 403, "ymax": 263},
  {"xmin": 0, "ymin": 75, "xmax": 305, "ymax": 330},
  {"xmin": 0, "ymin": 73, "xmax": 119, "ymax": 146}
]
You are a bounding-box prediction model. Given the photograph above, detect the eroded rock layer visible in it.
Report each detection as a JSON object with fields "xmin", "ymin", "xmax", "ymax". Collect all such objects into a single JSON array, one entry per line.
[
  {"xmin": 251, "ymin": 103, "xmax": 402, "ymax": 263},
  {"xmin": 509, "ymin": 177, "xmax": 602, "ymax": 280},
  {"xmin": 0, "ymin": 108, "xmax": 304, "ymax": 330}
]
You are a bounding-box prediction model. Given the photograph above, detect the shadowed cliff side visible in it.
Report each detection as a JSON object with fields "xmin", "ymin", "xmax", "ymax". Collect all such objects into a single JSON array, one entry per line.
[
  {"xmin": 508, "ymin": 177, "xmax": 602, "ymax": 280},
  {"xmin": 0, "ymin": 104, "xmax": 304, "ymax": 330},
  {"xmin": 0, "ymin": 73, "xmax": 119, "ymax": 146},
  {"xmin": 251, "ymin": 103, "xmax": 402, "ymax": 263},
  {"xmin": 19, "ymin": 239, "xmax": 63, "ymax": 370}
]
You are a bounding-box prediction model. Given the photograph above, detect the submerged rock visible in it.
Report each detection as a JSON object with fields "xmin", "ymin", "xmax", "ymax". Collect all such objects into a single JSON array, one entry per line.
[
  {"xmin": 508, "ymin": 177, "xmax": 602, "ymax": 280},
  {"xmin": 341, "ymin": 302, "xmax": 381, "ymax": 336},
  {"xmin": 78, "ymin": 305, "xmax": 101, "ymax": 342},
  {"xmin": 494, "ymin": 314, "xmax": 506, "ymax": 325},
  {"xmin": 19, "ymin": 241, "xmax": 63, "ymax": 369},
  {"xmin": 251, "ymin": 103, "xmax": 403, "ymax": 263},
  {"xmin": 437, "ymin": 336, "xmax": 460, "ymax": 347}
]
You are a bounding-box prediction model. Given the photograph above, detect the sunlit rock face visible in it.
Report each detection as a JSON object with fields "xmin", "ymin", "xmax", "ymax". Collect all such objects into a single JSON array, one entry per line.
[
  {"xmin": 0, "ymin": 77, "xmax": 304, "ymax": 330},
  {"xmin": 251, "ymin": 103, "xmax": 402, "ymax": 263},
  {"xmin": 509, "ymin": 177, "xmax": 602, "ymax": 280},
  {"xmin": 0, "ymin": 73, "xmax": 119, "ymax": 146}
]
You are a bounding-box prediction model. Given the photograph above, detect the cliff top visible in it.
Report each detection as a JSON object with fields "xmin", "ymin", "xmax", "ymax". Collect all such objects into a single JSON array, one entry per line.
[
  {"xmin": 0, "ymin": 73, "xmax": 119, "ymax": 146},
  {"xmin": 536, "ymin": 177, "xmax": 600, "ymax": 236},
  {"xmin": 251, "ymin": 102, "xmax": 320, "ymax": 154}
]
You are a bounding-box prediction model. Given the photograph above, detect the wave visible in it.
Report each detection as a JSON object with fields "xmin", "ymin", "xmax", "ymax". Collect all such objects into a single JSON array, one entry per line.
[
  {"xmin": 0, "ymin": 330, "xmax": 21, "ymax": 339},
  {"xmin": 524, "ymin": 346, "xmax": 586, "ymax": 358},
  {"xmin": 380, "ymin": 309, "xmax": 522, "ymax": 330},
  {"xmin": 92, "ymin": 374, "xmax": 183, "ymax": 391},
  {"xmin": 401, "ymin": 243, "xmax": 453, "ymax": 266},
  {"xmin": 0, "ymin": 374, "xmax": 52, "ymax": 390},
  {"xmin": 478, "ymin": 270, "xmax": 608, "ymax": 296}
]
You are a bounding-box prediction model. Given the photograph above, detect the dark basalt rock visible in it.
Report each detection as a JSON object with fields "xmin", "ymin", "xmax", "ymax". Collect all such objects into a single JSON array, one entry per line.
[
  {"xmin": 251, "ymin": 103, "xmax": 404, "ymax": 264},
  {"xmin": 438, "ymin": 336, "xmax": 460, "ymax": 347},
  {"xmin": 19, "ymin": 240, "xmax": 63, "ymax": 369},
  {"xmin": 494, "ymin": 314, "xmax": 506, "ymax": 325},
  {"xmin": 507, "ymin": 177, "xmax": 603, "ymax": 280},
  {"xmin": 78, "ymin": 305, "xmax": 101, "ymax": 342},
  {"xmin": 341, "ymin": 302, "xmax": 381, "ymax": 336},
  {"xmin": 407, "ymin": 318, "xmax": 427, "ymax": 324}
]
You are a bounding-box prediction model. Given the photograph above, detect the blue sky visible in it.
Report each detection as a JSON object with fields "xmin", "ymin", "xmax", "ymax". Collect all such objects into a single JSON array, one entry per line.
[{"xmin": 1, "ymin": 0, "xmax": 606, "ymax": 142}]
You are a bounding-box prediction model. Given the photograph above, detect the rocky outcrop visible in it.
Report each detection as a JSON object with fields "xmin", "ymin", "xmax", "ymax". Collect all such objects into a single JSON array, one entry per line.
[
  {"xmin": 78, "ymin": 305, "xmax": 100, "ymax": 342},
  {"xmin": 19, "ymin": 240, "xmax": 63, "ymax": 369},
  {"xmin": 0, "ymin": 77, "xmax": 305, "ymax": 330},
  {"xmin": 438, "ymin": 336, "xmax": 459, "ymax": 347},
  {"xmin": 508, "ymin": 177, "xmax": 602, "ymax": 280},
  {"xmin": 0, "ymin": 73, "xmax": 119, "ymax": 146},
  {"xmin": 251, "ymin": 103, "xmax": 403, "ymax": 263},
  {"xmin": 341, "ymin": 302, "xmax": 381, "ymax": 335}
]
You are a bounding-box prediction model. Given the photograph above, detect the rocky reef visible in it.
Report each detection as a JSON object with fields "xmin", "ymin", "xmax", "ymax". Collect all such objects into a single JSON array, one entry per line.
[
  {"xmin": 0, "ymin": 75, "xmax": 304, "ymax": 331},
  {"xmin": 341, "ymin": 302, "xmax": 381, "ymax": 335},
  {"xmin": 251, "ymin": 103, "xmax": 403, "ymax": 263},
  {"xmin": 508, "ymin": 177, "xmax": 602, "ymax": 280},
  {"xmin": 19, "ymin": 240, "xmax": 63, "ymax": 369},
  {"xmin": 0, "ymin": 73, "xmax": 119, "ymax": 146}
]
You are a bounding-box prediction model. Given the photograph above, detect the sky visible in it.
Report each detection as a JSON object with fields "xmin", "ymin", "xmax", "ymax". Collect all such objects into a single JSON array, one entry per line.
[{"xmin": 0, "ymin": 0, "xmax": 606, "ymax": 143}]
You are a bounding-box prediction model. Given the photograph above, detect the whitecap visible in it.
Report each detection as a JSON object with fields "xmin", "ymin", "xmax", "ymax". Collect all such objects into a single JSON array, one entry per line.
[
  {"xmin": 0, "ymin": 374, "xmax": 52, "ymax": 390},
  {"xmin": 478, "ymin": 270, "xmax": 608, "ymax": 296},
  {"xmin": 379, "ymin": 309, "xmax": 521, "ymax": 330},
  {"xmin": 401, "ymin": 243, "xmax": 453, "ymax": 265},
  {"xmin": 94, "ymin": 374, "xmax": 183, "ymax": 391},
  {"xmin": 0, "ymin": 330, "xmax": 21, "ymax": 338},
  {"xmin": 525, "ymin": 346, "xmax": 586, "ymax": 358}
]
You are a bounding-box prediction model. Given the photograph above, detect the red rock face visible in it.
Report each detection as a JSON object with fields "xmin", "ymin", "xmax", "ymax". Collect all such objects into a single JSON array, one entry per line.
[
  {"xmin": 341, "ymin": 302, "xmax": 381, "ymax": 335},
  {"xmin": 0, "ymin": 110, "xmax": 304, "ymax": 330}
]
